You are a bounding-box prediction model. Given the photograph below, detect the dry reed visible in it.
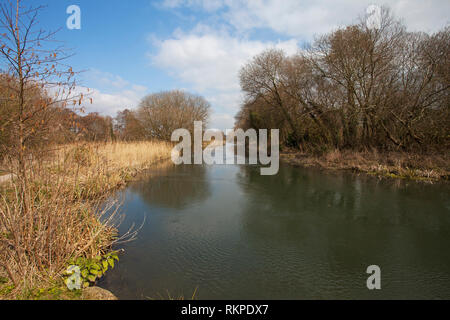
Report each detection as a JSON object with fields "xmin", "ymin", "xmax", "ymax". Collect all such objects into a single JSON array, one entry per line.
[
  {"xmin": 281, "ymin": 149, "xmax": 450, "ymax": 181},
  {"xmin": 0, "ymin": 141, "xmax": 172, "ymax": 298}
]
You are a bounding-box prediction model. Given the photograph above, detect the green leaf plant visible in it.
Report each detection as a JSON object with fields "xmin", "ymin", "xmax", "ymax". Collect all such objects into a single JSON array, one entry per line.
[{"xmin": 64, "ymin": 251, "xmax": 120, "ymax": 290}]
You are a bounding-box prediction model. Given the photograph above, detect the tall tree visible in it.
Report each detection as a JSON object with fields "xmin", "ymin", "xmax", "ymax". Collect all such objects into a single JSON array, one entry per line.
[
  {"xmin": 136, "ymin": 90, "xmax": 210, "ymax": 141},
  {"xmin": 0, "ymin": 0, "xmax": 83, "ymax": 178}
]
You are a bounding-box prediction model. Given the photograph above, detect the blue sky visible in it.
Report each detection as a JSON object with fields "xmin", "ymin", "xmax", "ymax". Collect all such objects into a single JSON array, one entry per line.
[{"xmin": 36, "ymin": 0, "xmax": 449, "ymax": 129}]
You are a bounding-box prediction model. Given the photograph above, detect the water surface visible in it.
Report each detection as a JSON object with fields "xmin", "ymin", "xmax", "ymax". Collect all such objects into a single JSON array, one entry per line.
[{"xmin": 100, "ymin": 157, "xmax": 450, "ymax": 299}]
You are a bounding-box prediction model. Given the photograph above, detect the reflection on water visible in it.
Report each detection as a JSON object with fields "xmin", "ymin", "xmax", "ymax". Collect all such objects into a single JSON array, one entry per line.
[
  {"xmin": 130, "ymin": 164, "xmax": 211, "ymax": 209},
  {"xmin": 100, "ymin": 162, "xmax": 450, "ymax": 299}
]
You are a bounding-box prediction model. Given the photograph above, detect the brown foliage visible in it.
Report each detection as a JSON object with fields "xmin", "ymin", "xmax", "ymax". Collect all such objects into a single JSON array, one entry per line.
[
  {"xmin": 237, "ymin": 7, "xmax": 450, "ymax": 154},
  {"xmin": 135, "ymin": 90, "xmax": 211, "ymax": 141}
]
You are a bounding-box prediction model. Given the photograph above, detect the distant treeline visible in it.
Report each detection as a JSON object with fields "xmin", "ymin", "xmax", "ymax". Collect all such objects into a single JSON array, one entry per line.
[
  {"xmin": 114, "ymin": 90, "xmax": 210, "ymax": 141},
  {"xmin": 0, "ymin": 73, "xmax": 116, "ymax": 156},
  {"xmin": 0, "ymin": 80, "xmax": 210, "ymax": 159},
  {"xmin": 235, "ymin": 7, "xmax": 449, "ymax": 154}
]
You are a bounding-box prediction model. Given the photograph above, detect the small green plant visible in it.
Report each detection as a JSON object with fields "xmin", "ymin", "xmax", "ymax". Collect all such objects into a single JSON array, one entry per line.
[
  {"xmin": 19, "ymin": 282, "xmax": 84, "ymax": 300},
  {"xmin": 65, "ymin": 251, "xmax": 119, "ymax": 289},
  {"xmin": 29, "ymin": 286, "xmax": 65, "ymax": 300},
  {"xmin": 0, "ymin": 284, "xmax": 15, "ymax": 296},
  {"xmin": 0, "ymin": 276, "xmax": 9, "ymax": 284},
  {"xmin": 0, "ymin": 277, "xmax": 15, "ymax": 296}
]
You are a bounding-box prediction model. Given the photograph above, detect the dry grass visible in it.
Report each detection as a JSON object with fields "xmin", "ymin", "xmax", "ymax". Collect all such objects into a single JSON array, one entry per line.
[
  {"xmin": 47, "ymin": 141, "xmax": 174, "ymax": 198},
  {"xmin": 75, "ymin": 141, "xmax": 173, "ymax": 171},
  {"xmin": 281, "ymin": 149, "xmax": 450, "ymax": 182},
  {"xmin": 0, "ymin": 141, "xmax": 173, "ymax": 299},
  {"xmin": 148, "ymin": 287, "xmax": 199, "ymax": 300}
]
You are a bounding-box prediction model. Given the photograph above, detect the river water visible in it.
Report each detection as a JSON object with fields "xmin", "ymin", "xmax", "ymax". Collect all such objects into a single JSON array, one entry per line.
[{"xmin": 100, "ymin": 148, "xmax": 450, "ymax": 299}]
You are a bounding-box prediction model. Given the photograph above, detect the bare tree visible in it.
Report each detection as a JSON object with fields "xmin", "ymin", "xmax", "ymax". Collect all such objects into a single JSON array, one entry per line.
[
  {"xmin": 136, "ymin": 90, "xmax": 210, "ymax": 141},
  {"xmin": 236, "ymin": 6, "xmax": 449, "ymax": 153},
  {"xmin": 239, "ymin": 49, "xmax": 301, "ymax": 146},
  {"xmin": 0, "ymin": 0, "xmax": 83, "ymax": 178},
  {"xmin": 114, "ymin": 109, "xmax": 145, "ymax": 141}
]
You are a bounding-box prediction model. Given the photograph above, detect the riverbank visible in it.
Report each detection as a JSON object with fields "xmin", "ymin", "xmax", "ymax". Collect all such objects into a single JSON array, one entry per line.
[
  {"xmin": 0, "ymin": 141, "xmax": 172, "ymax": 300},
  {"xmin": 281, "ymin": 149, "xmax": 450, "ymax": 182}
]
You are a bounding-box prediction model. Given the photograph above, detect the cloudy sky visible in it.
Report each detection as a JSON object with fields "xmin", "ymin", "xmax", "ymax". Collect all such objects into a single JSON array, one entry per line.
[{"xmin": 39, "ymin": 0, "xmax": 449, "ymax": 129}]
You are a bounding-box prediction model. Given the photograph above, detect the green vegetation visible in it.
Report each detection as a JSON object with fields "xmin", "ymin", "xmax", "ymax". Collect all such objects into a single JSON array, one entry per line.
[{"xmin": 65, "ymin": 251, "xmax": 120, "ymax": 289}]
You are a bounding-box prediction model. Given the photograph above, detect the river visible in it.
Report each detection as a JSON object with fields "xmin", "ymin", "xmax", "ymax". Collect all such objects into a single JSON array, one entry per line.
[{"xmin": 100, "ymin": 146, "xmax": 450, "ymax": 299}]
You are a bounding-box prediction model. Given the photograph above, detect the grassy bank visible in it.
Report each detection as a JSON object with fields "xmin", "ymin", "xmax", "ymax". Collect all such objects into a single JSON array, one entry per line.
[
  {"xmin": 0, "ymin": 141, "xmax": 172, "ymax": 299},
  {"xmin": 281, "ymin": 149, "xmax": 450, "ymax": 182}
]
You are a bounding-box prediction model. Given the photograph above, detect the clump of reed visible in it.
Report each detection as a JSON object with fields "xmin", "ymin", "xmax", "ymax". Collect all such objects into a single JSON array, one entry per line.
[
  {"xmin": 281, "ymin": 149, "xmax": 449, "ymax": 181},
  {"xmin": 50, "ymin": 141, "xmax": 173, "ymax": 199},
  {"xmin": 149, "ymin": 287, "xmax": 199, "ymax": 300},
  {"xmin": 0, "ymin": 141, "xmax": 173, "ymax": 298}
]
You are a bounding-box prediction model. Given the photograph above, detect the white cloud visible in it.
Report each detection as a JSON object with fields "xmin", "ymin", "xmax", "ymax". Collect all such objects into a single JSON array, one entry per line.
[
  {"xmin": 151, "ymin": 26, "xmax": 298, "ymax": 129},
  {"xmin": 77, "ymin": 70, "xmax": 148, "ymax": 117},
  {"xmin": 83, "ymin": 88, "xmax": 144, "ymax": 116},
  {"xmin": 152, "ymin": 27, "xmax": 298, "ymax": 92},
  {"xmin": 389, "ymin": 0, "xmax": 450, "ymax": 33},
  {"xmin": 210, "ymin": 112, "xmax": 235, "ymax": 130},
  {"xmin": 162, "ymin": 0, "xmax": 449, "ymax": 38},
  {"xmin": 223, "ymin": 0, "xmax": 354, "ymax": 39},
  {"xmin": 153, "ymin": 0, "xmax": 449, "ymax": 130},
  {"xmin": 205, "ymin": 91, "xmax": 242, "ymax": 113},
  {"xmin": 161, "ymin": 0, "xmax": 225, "ymax": 12},
  {"xmin": 94, "ymin": 72, "xmax": 129, "ymax": 89}
]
